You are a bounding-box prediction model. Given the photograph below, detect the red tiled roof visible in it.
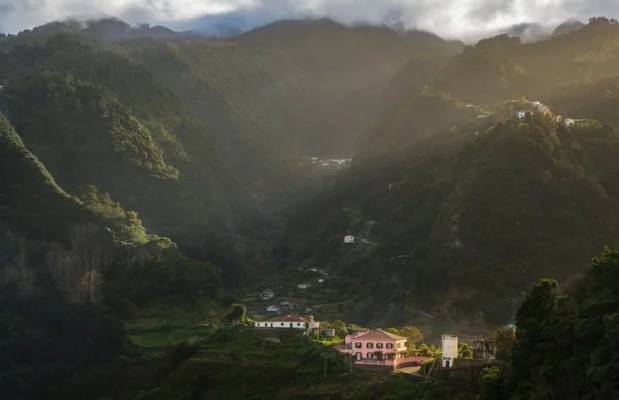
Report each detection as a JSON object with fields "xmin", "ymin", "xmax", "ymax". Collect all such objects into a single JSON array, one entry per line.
[{"xmin": 280, "ymin": 314, "xmax": 308, "ymax": 322}]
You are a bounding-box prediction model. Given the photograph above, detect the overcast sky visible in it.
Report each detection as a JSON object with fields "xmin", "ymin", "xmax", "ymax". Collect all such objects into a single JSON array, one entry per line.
[{"xmin": 0, "ymin": 0, "xmax": 617, "ymax": 39}]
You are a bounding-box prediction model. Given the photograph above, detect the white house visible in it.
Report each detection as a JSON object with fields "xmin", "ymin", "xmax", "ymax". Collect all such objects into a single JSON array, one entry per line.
[
  {"xmin": 516, "ymin": 111, "xmax": 526, "ymax": 119},
  {"xmin": 441, "ymin": 334, "xmax": 459, "ymax": 368},
  {"xmin": 298, "ymin": 283, "xmax": 311, "ymax": 290},
  {"xmin": 565, "ymin": 118, "xmax": 575, "ymax": 126},
  {"xmin": 266, "ymin": 305, "xmax": 281, "ymax": 313},
  {"xmin": 309, "ymin": 268, "xmax": 318, "ymax": 272},
  {"xmin": 260, "ymin": 288, "xmax": 274, "ymax": 300},
  {"xmin": 318, "ymin": 278, "xmax": 324, "ymax": 283},
  {"xmin": 254, "ymin": 315, "xmax": 320, "ymax": 330},
  {"xmin": 344, "ymin": 235, "xmax": 355, "ymax": 244}
]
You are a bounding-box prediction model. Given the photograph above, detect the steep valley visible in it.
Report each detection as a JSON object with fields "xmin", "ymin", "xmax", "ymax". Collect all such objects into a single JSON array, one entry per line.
[{"xmin": 4, "ymin": 15, "xmax": 619, "ymax": 400}]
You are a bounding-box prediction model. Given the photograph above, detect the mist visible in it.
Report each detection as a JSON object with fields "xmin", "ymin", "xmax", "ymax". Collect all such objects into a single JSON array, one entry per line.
[{"xmin": 0, "ymin": 0, "xmax": 617, "ymax": 40}]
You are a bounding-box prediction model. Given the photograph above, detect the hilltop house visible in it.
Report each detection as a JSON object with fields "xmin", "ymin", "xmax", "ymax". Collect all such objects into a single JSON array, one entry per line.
[
  {"xmin": 344, "ymin": 235, "xmax": 355, "ymax": 243},
  {"xmin": 254, "ymin": 315, "xmax": 320, "ymax": 331},
  {"xmin": 337, "ymin": 330, "xmax": 430, "ymax": 369},
  {"xmin": 260, "ymin": 288, "xmax": 274, "ymax": 300}
]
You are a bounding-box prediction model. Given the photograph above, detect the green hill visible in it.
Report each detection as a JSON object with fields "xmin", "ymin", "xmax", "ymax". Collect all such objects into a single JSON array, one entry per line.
[
  {"xmin": 277, "ymin": 18, "xmax": 619, "ymax": 322},
  {"xmin": 0, "ymin": 35, "xmax": 264, "ymax": 286},
  {"xmin": 119, "ymin": 19, "xmax": 464, "ymax": 167},
  {"xmin": 280, "ymin": 107, "xmax": 619, "ymax": 326}
]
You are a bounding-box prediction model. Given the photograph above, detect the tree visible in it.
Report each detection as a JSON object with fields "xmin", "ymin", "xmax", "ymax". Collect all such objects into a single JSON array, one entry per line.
[
  {"xmin": 493, "ymin": 326, "xmax": 516, "ymax": 361},
  {"xmin": 509, "ymin": 278, "xmax": 560, "ymax": 396},
  {"xmin": 46, "ymin": 223, "xmax": 113, "ymax": 304},
  {"xmin": 223, "ymin": 303, "xmax": 249, "ymax": 326},
  {"xmin": 386, "ymin": 327, "xmax": 400, "ymax": 335},
  {"xmin": 399, "ymin": 325, "xmax": 423, "ymax": 345},
  {"xmin": 478, "ymin": 365, "xmax": 508, "ymax": 400},
  {"xmin": 331, "ymin": 320, "xmax": 348, "ymax": 337},
  {"xmin": 458, "ymin": 342, "xmax": 473, "ymax": 359}
]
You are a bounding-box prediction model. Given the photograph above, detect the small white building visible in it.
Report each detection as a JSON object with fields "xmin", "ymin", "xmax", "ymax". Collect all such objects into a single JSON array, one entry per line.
[
  {"xmin": 344, "ymin": 235, "xmax": 355, "ymax": 244},
  {"xmin": 318, "ymin": 278, "xmax": 324, "ymax": 283},
  {"xmin": 260, "ymin": 288, "xmax": 274, "ymax": 300},
  {"xmin": 298, "ymin": 283, "xmax": 311, "ymax": 290},
  {"xmin": 310, "ymin": 268, "xmax": 318, "ymax": 272},
  {"xmin": 565, "ymin": 118, "xmax": 575, "ymax": 126},
  {"xmin": 441, "ymin": 334, "xmax": 459, "ymax": 368},
  {"xmin": 254, "ymin": 315, "xmax": 320, "ymax": 330},
  {"xmin": 266, "ymin": 305, "xmax": 281, "ymax": 313},
  {"xmin": 516, "ymin": 111, "xmax": 526, "ymax": 119}
]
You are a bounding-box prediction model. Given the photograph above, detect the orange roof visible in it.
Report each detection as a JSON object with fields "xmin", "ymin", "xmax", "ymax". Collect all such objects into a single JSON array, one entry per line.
[{"xmin": 353, "ymin": 329, "xmax": 406, "ymax": 341}]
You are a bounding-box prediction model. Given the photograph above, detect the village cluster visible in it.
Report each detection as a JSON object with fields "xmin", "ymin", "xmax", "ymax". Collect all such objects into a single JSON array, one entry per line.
[
  {"xmin": 252, "ymin": 286, "xmax": 496, "ymax": 372},
  {"xmin": 251, "ymin": 307, "xmax": 495, "ymax": 372}
]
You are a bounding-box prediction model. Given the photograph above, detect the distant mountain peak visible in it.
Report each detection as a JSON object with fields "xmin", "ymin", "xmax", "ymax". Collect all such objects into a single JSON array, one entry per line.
[{"xmin": 552, "ymin": 19, "xmax": 585, "ymax": 37}]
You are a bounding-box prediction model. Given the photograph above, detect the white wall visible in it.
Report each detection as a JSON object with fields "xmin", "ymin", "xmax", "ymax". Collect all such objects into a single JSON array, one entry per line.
[
  {"xmin": 254, "ymin": 321, "xmax": 320, "ymax": 329},
  {"xmin": 441, "ymin": 335, "xmax": 458, "ymax": 368}
]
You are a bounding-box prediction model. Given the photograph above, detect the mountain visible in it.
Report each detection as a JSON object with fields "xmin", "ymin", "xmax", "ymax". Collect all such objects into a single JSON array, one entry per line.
[
  {"xmin": 0, "ymin": 34, "xmax": 262, "ymax": 290},
  {"xmin": 3, "ymin": 18, "xmax": 185, "ymax": 43},
  {"xmin": 0, "ymin": 16, "xmax": 468, "ymax": 289},
  {"xmin": 1, "ymin": 17, "xmax": 464, "ymax": 167},
  {"xmin": 120, "ymin": 19, "xmax": 465, "ymax": 176},
  {"xmin": 357, "ymin": 17, "xmax": 619, "ymax": 152},
  {"xmin": 275, "ymin": 17, "xmax": 619, "ymax": 327},
  {"xmin": 501, "ymin": 22, "xmax": 548, "ymax": 41},
  {"xmin": 551, "ymin": 19, "xmax": 585, "ymax": 37}
]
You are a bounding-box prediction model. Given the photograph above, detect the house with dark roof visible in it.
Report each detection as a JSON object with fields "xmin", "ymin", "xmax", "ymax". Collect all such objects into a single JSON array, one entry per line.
[{"xmin": 337, "ymin": 329, "xmax": 430, "ymax": 369}]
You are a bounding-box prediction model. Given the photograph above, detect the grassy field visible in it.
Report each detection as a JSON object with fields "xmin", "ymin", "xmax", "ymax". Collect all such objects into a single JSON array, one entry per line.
[{"xmin": 126, "ymin": 305, "xmax": 220, "ymax": 353}]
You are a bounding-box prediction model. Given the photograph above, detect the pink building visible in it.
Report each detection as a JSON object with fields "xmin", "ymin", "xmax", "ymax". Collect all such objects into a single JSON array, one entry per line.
[{"xmin": 336, "ymin": 329, "xmax": 430, "ymax": 369}]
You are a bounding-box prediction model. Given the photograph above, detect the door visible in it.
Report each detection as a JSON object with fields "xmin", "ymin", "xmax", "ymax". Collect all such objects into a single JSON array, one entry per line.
[
  {"xmin": 355, "ymin": 353, "xmax": 362, "ymax": 360},
  {"xmin": 445, "ymin": 360, "xmax": 450, "ymax": 368}
]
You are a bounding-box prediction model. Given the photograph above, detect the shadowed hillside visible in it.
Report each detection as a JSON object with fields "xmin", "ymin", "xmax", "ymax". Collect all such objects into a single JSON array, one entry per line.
[{"xmin": 274, "ymin": 18, "xmax": 619, "ymax": 327}]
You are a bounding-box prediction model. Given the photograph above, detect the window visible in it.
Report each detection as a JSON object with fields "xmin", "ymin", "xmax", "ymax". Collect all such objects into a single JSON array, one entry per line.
[
  {"xmin": 355, "ymin": 342, "xmax": 362, "ymax": 348},
  {"xmin": 376, "ymin": 343, "xmax": 383, "ymax": 349},
  {"xmin": 366, "ymin": 352, "xmax": 374, "ymax": 359},
  {"xmin": 366, "ymin": 342, "xmax": 373, "ymax": 349},
  {"xmin": 281, "ymin": 323, "xmax": 284, "ymax": 326},
  {"xmin": 386, "ymin": 343, "xmax": 393, "ymax": 349},
  {"xmin": 297, "ymin": 323, "xmax": 301, "ymax": 326}
]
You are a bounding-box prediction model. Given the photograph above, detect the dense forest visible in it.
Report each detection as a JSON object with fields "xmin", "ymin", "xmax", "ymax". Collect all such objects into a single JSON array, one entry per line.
[
  {"xmin": 277, "ymin": 16, "xmax": 619, "ymax": 327},
  {"xmin": 2, "ymin": 14, "xmax": 619, "ymax": 399}
]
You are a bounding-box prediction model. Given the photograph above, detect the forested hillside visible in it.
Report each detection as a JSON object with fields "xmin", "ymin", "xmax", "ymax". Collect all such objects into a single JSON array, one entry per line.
[
  {"xmin": 5, "ymin": 13, "xmax": 619, "ymax": 399},
  {"xmin": 0, "ymin": 109, "xmax": 226, "ymax": 399},
  {"xmin": 278, "ymin": 17, "xmax": 619, "ymax": 327}
]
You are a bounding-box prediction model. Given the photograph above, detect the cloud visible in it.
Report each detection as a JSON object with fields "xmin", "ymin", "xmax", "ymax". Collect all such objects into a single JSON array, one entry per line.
[{"xmin": 0, "ymin": 0, "xmax": 617, "ymax": 39}]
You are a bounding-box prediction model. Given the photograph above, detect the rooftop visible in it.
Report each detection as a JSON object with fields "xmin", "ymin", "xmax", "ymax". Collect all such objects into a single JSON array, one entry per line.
[{"xmin": 352, "ymin": 329, "xmax": 407, "ymax": 341}]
